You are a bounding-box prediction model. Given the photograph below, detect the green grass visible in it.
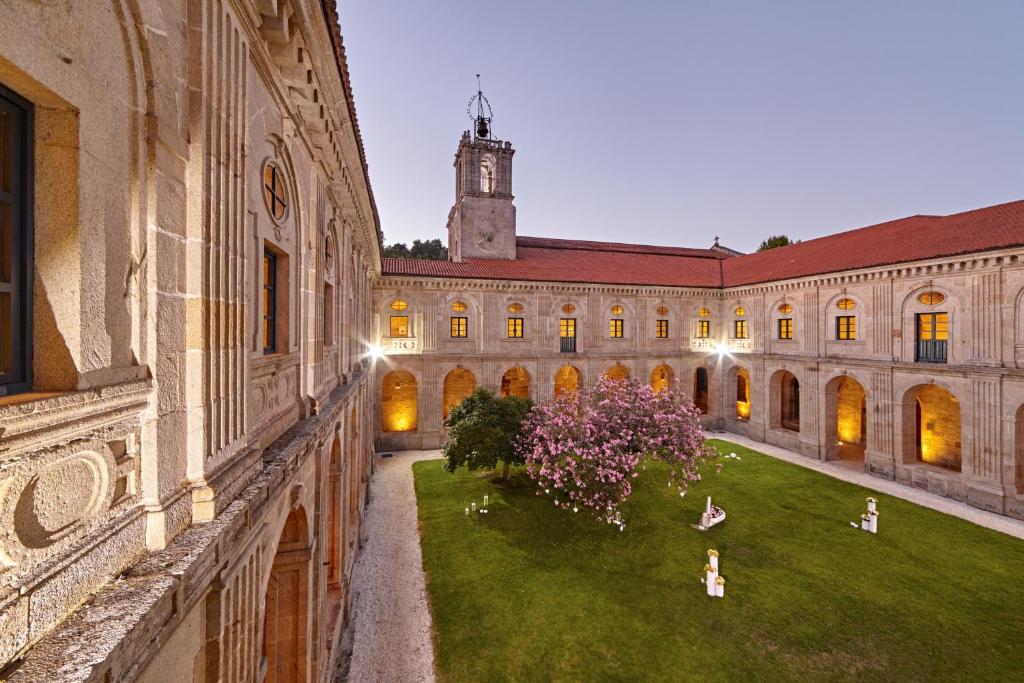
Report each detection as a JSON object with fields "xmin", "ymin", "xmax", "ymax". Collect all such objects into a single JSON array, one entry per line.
[{"xmin": 413, "ymin": 440, "xmax": 1024, "ymax": 682}]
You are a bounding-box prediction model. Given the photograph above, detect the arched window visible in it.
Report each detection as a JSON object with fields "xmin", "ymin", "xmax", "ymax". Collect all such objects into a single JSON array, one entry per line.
[
  {"xmin": 909, "ymin": 384, "xmax": 961, "ymax": 471},
  {"xmin": 443, "ymin": 368, "xmax": 476, "ymax": 419},
  {"xmin": 480, "ymin": 154, "xmax": 496, "ymax": 193},
  {"xmin": 780, "ymin": 372, "xmax": 800, "ymax": 431},
  {"xmin": 262, "ymin": 159, "xmax": 289, "ymax": 223},
  {"xmin": 604, "ymin": 364, "xmax": 630, "ymax": 382},
  {"xmin": 390, "ymin": 299, "xmax": 410, "ymax": 338},
  {"xmin": 735, "ymin": 368, "xmax": 750, "ymax": 419}
]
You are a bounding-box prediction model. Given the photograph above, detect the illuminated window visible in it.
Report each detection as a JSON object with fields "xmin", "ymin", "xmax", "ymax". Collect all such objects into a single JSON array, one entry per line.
[
  {"xmin": 507, "ymin": 317, "xmax": 524, "ymax": 338},
  {"xmin": 734, "ymin": 320, "xmax": 748, "ymax": 339},
  {"xmin": 263, "ymin": 250, "xmax": 277, "ymax": 353},
  {"xmin": 696, "ymin": 320, "xmax": 710, "ymax": 338},
  {"xmin": 390, "ymin": 299, "xmax": 408, "ymax": 312},
  {"xmin": 562, "ymin": 303, "xmax": 576, "ymax": 315},
  {"xmin": 734, "ymin": 306, "xmax": 746, "ymax": 316},
  {"xmin": 656, "ymin": 305, "xmax": 669, "ymax": 316},
  {"xmin": 611, "ymin": 305, "xmax": 624, "ymax": 315},
  {"xmin": 778, "ymin": 318, "xmax": 794, "ymax": 339},
  {"xmin": 262, "ymin": 160, "xmax": 288, "ymax": 222},
  {"xmin": 560, "ymin": 318, "xmax": 576, "ymax": 337},
  {"xmin": 916, "ymin": 312, "xmax": 949, "ymax": 363},
  {"xmin": 323, "ymin": 282, "xmax": 334, "ymax": 344},
  {"xmin": 837, "ymin": 298, "xmax": 856, "ymax": 311},
  {"xmin": 450, "ymin": 317, "xmax": 468, "ymax": 338},
  {"xmin": 778, "ymin": 303, "xmax": 793, "ymax": 314},
  {"xmin": 697, "ymin": 307, "xmax": 711, "ymax": 318},
  {"xmin": 452, "ymin": 300, "xmax": 467, "ymax": 312},
  {"xmin": 656, "ymin": 319, "xmax": 669, "ymax": 338},
  {"xmin": 609, "ymin": 319, "xmax": 624, "ymax": 338},
  {"xmin": 0, "ymin": 87, "xmax": 31, "ymax": 392},
  {"xmin": 836, "ymin": 315, "xmax": 856, "ymax": 340},
  {"xmin": 918, "ymin": 291, "xmax": 946, "ymax": 306},
  {"xmin": 507, "ymin": 302, "xmax": 523, "ymax": 313},
  {"xmin": 390, "ymin": 315, "xmax": 409, "ymax": 337}
]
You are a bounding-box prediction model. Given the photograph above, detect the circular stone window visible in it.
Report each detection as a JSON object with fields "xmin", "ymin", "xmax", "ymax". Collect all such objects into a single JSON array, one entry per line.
[
  {"xmin": 918, "ymin": 291, "xmax": 946, "ymax": 306},
  {"xmin": 611, "ymin": 305, "xmax": 624, "ymax": 316},
  {"xmin": 778, "ymin": 303, "xmax": 793, "ymax": 314},
  {"xmin": 562, "ymin": 304, "xmax": 576, "ymax": 315},
  {"xmin": 262, "ymin": 160, "xmax": 289, "ymax": 223},
  {"xmin": 734, "ymin": 306, "xmax": 746, "ymax": 316},
  {"xmin": 697, "ymin": 307, "xmax": 711, "ymax": 318},
  {"xmin": 837, "ymin": 297, "xmax": 856, "ymax": 310}
]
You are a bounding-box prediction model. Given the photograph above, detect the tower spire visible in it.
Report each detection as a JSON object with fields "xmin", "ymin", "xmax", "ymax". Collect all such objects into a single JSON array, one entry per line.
[{"xmin": 467, "ymin": 74, "xmax": 493, "ymax": 140}]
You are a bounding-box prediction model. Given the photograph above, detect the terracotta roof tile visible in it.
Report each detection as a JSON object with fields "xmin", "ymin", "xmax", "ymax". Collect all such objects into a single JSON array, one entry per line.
[{"xmin": 381, "ymin": 199, "xmax": 1024, "ymax": 288}]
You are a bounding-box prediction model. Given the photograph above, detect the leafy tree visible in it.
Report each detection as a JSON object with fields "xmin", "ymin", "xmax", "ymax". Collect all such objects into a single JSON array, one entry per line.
[
  {"xmin": 442, "ymin": 388, "xmax": 533, "ymax": 481},
  {"xmin": 757, "ymin": 234, "xmax": 797, "ymax": 251},
  {"xmin": 383, "ymin": 238, "xmax": 448, "ymax": 260}
]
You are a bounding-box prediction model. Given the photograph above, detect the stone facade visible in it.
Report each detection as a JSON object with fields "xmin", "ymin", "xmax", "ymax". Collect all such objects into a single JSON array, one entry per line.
[
  {"xmin": 375, "ymin": 129, "xmax": 1024, "ymax": 525},
  {"xmin": 0, "ymin": 0, "xmax": 380, "ymax": 680}
]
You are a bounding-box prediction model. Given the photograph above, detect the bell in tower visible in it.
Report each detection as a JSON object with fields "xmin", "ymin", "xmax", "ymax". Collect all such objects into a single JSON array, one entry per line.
[{"xmin": 446, "ymin": 77, "xmax": 517, "ymax": 262}]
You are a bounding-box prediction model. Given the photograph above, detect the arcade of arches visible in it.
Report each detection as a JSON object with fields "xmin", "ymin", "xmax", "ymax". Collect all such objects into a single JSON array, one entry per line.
[
  {"xmin": 500, "ymin": 367, "xmax": 531, "ymax": 398},
  {"xmin": 382, "ymin": 370, "xmax": 418, "ymax": 432},
  {"xmin": 443, "ymin": 368, "xmax": 477, "ymax": 418},
  {"xmin": 693, "ymin": 368, "xmax": 710, "ymax": 414},
  {"xmin": 263, "ymin": 507, "xmax": 311, "ymax": 683},
  {"xmin": 906, "ymin": 384, "xmax": 962, "ymax": 471},
  {"xmin": 829, "ymin": 376, "xmax": 867, "ymax": 461},
  {"xmin": 554, "ymin": 365, "xmax": 581, "ymax": 397}
]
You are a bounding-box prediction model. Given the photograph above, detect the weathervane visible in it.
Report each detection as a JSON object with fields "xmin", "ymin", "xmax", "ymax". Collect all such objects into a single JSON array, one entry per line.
[{"xmin": 466, "ymin": 74, "xmax": 494, "ymax": 140}]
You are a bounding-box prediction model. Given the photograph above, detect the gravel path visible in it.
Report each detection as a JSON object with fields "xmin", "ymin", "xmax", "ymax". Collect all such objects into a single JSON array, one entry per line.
[
  {"xmin": 715, "ymin": 432, "xmax": 1024, "ymax": 540},
  {"xmin": 345, "ymin": 450, "xmax": 441, "ymax": 683}
]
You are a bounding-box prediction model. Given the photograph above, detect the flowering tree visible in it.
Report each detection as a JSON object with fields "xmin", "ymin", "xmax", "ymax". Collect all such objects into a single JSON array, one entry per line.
[{"xmin": 518, "ymin": 377, "xmax": 715, "ymax": 528}]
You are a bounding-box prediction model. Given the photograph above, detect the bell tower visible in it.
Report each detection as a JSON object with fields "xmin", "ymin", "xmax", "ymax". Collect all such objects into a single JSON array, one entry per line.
[{"xmin": 447, "ymin": 79, "xmax": 517, "ymax": 261}]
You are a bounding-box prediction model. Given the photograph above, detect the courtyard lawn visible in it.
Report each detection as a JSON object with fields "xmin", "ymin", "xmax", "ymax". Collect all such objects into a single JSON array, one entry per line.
[{"xmin": 413, "ymin": 440, "xmax": 1024, "ymax": 682}]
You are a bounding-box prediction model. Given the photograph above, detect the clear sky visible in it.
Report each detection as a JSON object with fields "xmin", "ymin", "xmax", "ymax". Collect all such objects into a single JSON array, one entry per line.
[{"xmin": 338, "ymin": 1, "xmax": 1024, "ymax": 254}]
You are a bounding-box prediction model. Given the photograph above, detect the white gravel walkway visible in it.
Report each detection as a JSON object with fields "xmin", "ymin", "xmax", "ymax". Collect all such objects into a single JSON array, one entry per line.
[
  {"xmin": 714, "ymin": 431, "xmax": 1024, "ymax": 540},
  {"xmin": 345, "ymin": 450, "xmax": 441, "ymax": 683}
]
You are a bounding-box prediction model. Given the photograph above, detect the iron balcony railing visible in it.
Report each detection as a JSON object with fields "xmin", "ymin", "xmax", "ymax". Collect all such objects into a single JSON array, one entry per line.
[
  {"xmin": 916, "ymin": 340, "xmax": 947, "ymax": 363},
  {"xmin": 560, "ymin": 337, "xmax": 577, "ymax": 353}
]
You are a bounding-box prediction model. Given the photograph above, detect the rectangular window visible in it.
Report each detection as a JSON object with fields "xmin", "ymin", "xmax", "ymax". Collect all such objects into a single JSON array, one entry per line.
[
  {"xmin": 778, "ymin": 318, "xmax": 794, "ymax": 340},
  {"xmin": 0, "ymin": 85, "xmax": 32, "ymax": 394},
  {"xmin": 507, "ymin": 317, "xmax": 523, "ymax": 338},
  {"xmin": 323, "ymin": 282, "xmax": 334, "ymax": 345},
  {"xmin": 609, "ymin": 319, "xmax": 623, "ymax": 338},
  {"xmin": 262, "ymin": 250, "xmax": 277, "ymax": 353},
  {"xmin": 451, "ymin": 316, "xmax": 468, "ymax": 338},
  {"xmin": 656, "ymin": 319, "xmax": 669, "ymax": 338},
  {"xmin": 733, "ymin": 320, "xmax": 748, "ymax": 339},
  {"xmin": 696, "ymin": 320, "xmax": 710, "ymax": 339},
  {"xmin": 390, "ymin": 315, "xmax": 409, "ymax": 338},
  {"xmin": 836, "ymin": 315, "xmax": 856, "ymax": 340},
  {"xmin": 559, "ymin": 318, "xmax": 576, "ymax": 352},
  {"xmin": 916, "ymin": 312, "xmax": 948, "ymax": 363}
]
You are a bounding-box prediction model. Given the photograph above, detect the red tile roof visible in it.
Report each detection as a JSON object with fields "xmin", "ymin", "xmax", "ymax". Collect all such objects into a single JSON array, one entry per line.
[{"xmin": 381, "ymin": 199, "xmax": 1024, "ymax": 288}]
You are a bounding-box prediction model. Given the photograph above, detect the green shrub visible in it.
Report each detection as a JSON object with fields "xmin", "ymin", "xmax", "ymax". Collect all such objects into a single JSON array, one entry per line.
[{"xmin": 442, "ymin": 388, "xmax": 532, "ymax": 481}]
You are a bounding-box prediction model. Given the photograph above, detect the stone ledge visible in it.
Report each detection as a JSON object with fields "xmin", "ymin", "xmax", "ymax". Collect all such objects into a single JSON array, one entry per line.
[{"xmin": 2, "ymin": 378, "xmax": 367, "ymax": 682}]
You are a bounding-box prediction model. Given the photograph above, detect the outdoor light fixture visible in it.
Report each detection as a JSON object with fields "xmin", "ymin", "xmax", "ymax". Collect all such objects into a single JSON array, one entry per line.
[
  {"xmin": 368, "ymin": 343, "xmax": 384, "ymax": 360},
  {"xmin": 715, "ymin": 342, "xmax": 729, "ymax": 357}
]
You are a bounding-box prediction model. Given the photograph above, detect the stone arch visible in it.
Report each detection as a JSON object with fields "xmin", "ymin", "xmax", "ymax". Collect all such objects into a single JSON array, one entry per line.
[
  {"xmin": 902, "ymin": 384, "xmax": 961, "ymax": 471},
  {"xmin": 381, "ymin": 370, "xmax": 417, "ymax": 432},
  {"xmin": 262, "ymin": 505, "xmax": 311, "ymax": 683},
  {"xmin": 500, "ymin": 366, "xmax": 530, "ymax": 399},
  {"xmin": 733, "ymin": 366, "xmax": 751, "ymax": 420},
  {"xmin": 327, "ymin": 433, "xmax": 343, "ymax": 588},
  {"xmin": 604, "ymin": 364, "xmax": 630, "ymax": 382},
  {"xmin": 443, "ymin": 368, "xmax": 477, "ymax": 419},
  {"xmin": 770, "ymin": 370, "xmax": 800, "ymax": 431},
  {"xmin": 1015, "ymin": 404, "xmax": 1024, "ymax": 492},
  {"xmin": 650, "ymin": 364, "xmax": 673, "ymax": 393},
  {"xmin": 693, "ymin": 367, "xmax": 710, "ymax": 414},
  {"xmin": 554, "ymin": 364, "xmax": 581, "ymax": 397},
  {"xmin": 826, "ymin": 375, "xmax": 867, "ymax": 461}
]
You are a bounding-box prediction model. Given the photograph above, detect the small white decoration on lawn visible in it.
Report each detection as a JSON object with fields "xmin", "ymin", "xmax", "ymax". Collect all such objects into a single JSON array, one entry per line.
[
  {"xmin": 867, "ymin": 497, "xmax": 877, "ymax": 513},
  {"xmin": 471, "ymin": 501, "xmax": 477, "ymax": 513},
  {"xmin": 698, "ymin": 496, "xmax": 726, "ymax": 530},
  {"xmin": 707, "ymin": 549, "xmax": 719, "ymax": 572},
  {"xmin": 464, "ymin": 507, "xmax": 469, "ymax": 515},
  {"xmin": 704, "ymin": 563, "xmax": 718, "ymax": 596},
  {"xmin": 869, "ymin": 510, "xmax": 878, "ymax": 534},
  {"xmin": 860, "ymin": 513, "xmax": 870, "ymax": 531},
  {"xmin": 715, "ymin": 576, "xmax": 725, "ymax": 598}
]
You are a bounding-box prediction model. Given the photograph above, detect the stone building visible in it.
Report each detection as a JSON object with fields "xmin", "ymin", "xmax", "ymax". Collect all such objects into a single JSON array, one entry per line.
[
  {"xmin": 375, "ymin": 116, "xmax": 1024, "ymax": 523},
  {"xmin": 1, "ymin": 0, "xmax": 379, "ymax": 680}
]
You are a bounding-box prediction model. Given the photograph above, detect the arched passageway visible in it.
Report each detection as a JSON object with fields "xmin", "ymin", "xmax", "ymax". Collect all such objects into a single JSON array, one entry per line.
[
  {"xmin": 500, "ymin": 367, "xmax": 530, "ymax": 399},
  {"xmin": 771, "ymin": 370, "xmax": 800, "ymax": 431},
  {"xmin": 327, "ymin": 436, "xmax": 343, "ymax": 589},
  {"xmin": 442, "ymin": 368, "xmax": 476, "ymax": 419},
  {"xmin": 1016, "ymin": 405, "xmax": 1024, "ymax": 492},
  {"xmin": 381, "ymin": 370, "xmax": 417, "ymax": 432},
  {"xmin": 693, "ymin": 367, "xmax": 709, "ymax": 414},
  {"xmin": 651, "ymin": 364, "xmax": 673, "ymax": 393},
  {"xmin": 904, "ymin": 384, "xmax": 961, "ymax": 471},
  {"xmin": 828, "ymin": 376, "xmax": 867, "ymax": 461},
  {"xmin": 604, "ymin": 364, "xmax": 630, "ymax": 382},
  {"xmin": 735, "ymin": 367, "xmax": 750, "ymax": 420},
  {"xmin": 554, "ymin": 365, "xmax": 581, "ymax": 397},
  {"xmin": 262, "ymin": 506, "xmax": 311, "ymax": 683}
]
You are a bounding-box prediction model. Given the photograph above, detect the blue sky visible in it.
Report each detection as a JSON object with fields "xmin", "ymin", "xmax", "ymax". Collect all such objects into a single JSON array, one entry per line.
[{"xmin": 338, "ymin": 1, "xmax": 1024, "ymax": 253}]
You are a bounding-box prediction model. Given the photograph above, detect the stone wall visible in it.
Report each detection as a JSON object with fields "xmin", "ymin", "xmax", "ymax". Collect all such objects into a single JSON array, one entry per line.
[
  {"xmin": 374, "ymin": 249, "xmax": 1024, "ymax": 521},
  {"xmin": 0, "ymin": 0, "xmax": 380, "ymax": 679}
]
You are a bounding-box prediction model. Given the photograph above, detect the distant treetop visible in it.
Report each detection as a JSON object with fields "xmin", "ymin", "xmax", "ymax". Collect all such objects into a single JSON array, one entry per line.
[
  {"xmin": 383, "ymin": 238, "xmax": 449, "ymax": 260},
  {"xmin": 757, "ymin": 234, "xmax": 798, "ymax": 251}
]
